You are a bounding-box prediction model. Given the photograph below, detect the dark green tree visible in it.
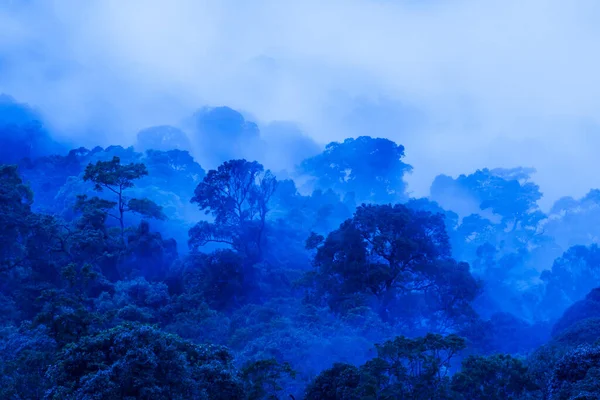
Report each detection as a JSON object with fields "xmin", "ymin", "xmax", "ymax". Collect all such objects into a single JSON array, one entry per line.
[
  {"xmin": 189, "ymin": 159, "xmax": 277, "ymax": 260},
  {"xmin": 83, "ymin": 156, "xmax": 165, "ymax": 237},
  {"xmin": 300, "ymin": 136, "xmax": 412, "ymax": 204},
  {"xmin": 360, "ymin": 334, "xmax": 465, "ymax": 399},
  {"xmin": 304, "ymin": 363, "xmax": 361, "ymax": 400},
  {"xmin": 0, "ymin": 164, "xmax": 34, "ymax": 272},
  {"xmin": 305, "ymin": 334, "xmax": 466, "ymax": 400},
  {"xmin": 431, "ymin": 167, "xmax": 544, "ymax": 232},
  {"xmin": 528, "ymin": 318, "xmax": 600, "ymax": 398},
  {"xmin": 241, "ymin": 358, "xmax": 296, "ymax": 400},
  {"xmin": 182, "ymin": 249, "xmax": 255, "ymax": 312},
  {"xmin": 539, "ymin": 245, "xmax": 600, "ymax": 322},
  {"xmin": 123, "ymin": 220, "xmax": 178, "ymax": 282},
  {"xmin": 143, "ymin": 149, "xmax": 206, "ymax": 197},
  {"xmin": 45, "ymin": 323, "xmax": 244, "ymax": 400},
  {"xmin": 549, "ymin": 345, "xmax": 600, "ymax": 400},
  {"xmin": 0, "ymin": 323, "xmax": 57, "ymax": 399},
  {"xmin": 552, "ymin": 288, "xmax": 600, "ymax": 336},
  {"xmin": 135, "ymin": 125, "xmax": 192, "ymax": 152},
  {"xmin": 306, "ymin": 203, "xmax": 479, "ymax": 328},
  {"xmin": 451, "ymin": 354, "xmax": 537, "ymax": 399}
]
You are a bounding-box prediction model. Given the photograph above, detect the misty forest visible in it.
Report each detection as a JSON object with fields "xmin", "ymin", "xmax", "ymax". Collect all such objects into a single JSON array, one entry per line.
[
  {"xmin": 4, "ymin": 2, "xmax": 600, "ymax": 399},
  {"xmin": 3, "ymin": 93, "xmax": 600, "ymax": 400}
]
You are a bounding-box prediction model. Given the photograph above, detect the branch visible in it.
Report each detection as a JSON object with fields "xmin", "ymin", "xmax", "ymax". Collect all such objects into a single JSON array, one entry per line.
[
  {"xmin": 102, "ymin": 183, "xmax": 120, "ymax": 195},
  {"xmin": 204, "ymin": 239, "xmax": 236, "ymax": 245},
  {"xmin": 107, "ymin": 213, "xmax": 121, "ymax": 221}
]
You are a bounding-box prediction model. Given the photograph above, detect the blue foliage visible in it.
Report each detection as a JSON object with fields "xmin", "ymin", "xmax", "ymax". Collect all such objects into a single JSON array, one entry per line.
[{"xmin": 3, "ymin": 95, "xmax": 600, "ymax": 398}]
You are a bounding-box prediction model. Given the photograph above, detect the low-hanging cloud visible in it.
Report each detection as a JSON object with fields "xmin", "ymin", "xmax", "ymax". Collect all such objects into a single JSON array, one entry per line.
[{"xmin": 2, "ymin": 0, "xmax": 600, "ymax": 207}]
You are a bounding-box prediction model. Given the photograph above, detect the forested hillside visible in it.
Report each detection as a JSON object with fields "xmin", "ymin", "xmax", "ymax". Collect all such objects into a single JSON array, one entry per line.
[{"xmin": 3, "ymin": 95, "xmax": 600, "ymax": 399}]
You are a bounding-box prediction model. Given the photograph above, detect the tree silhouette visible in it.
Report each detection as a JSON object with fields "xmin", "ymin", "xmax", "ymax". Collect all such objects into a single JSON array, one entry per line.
[{"xmin": 83, "ymin": 156, "xmax": 165, "ymax": 238}]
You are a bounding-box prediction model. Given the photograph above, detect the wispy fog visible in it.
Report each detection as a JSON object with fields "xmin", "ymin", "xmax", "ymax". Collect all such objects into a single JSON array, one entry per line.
[{"xmin": 2, "ymin": 0, "xmax": 600, "ymax": 207}]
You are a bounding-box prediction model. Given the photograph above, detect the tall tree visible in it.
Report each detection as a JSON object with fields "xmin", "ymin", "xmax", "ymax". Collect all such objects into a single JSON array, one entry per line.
[
  {"xmin": 306, "ymin": 204, "xmax": 479, "ymax": 328},
  {"xmin": 191, "ymin": 106, "xmax": 263, "ymax": 166},
  {"xmin": 431, "ymin": 167, "xmax": 544, "ymax": 232},
  {"xmin": 0, "ymin": 164, "xmax": 34, "ymax": 272},
  {"xmin": 300, "ymin": 136, "xmax": 412, "ymax": 204},
  {"xmin": 451, "ymin": 354, "xmax": 536, "ymax": 399},
  {"xmin": 45, "ymin": 324, "xmax": 245, "ymax": 400},
  {"xmin": 135, "ymin": 125, "xmax": 192, "ymax": 152},
  {"xmin": 189, "ymin": 159, "xmax": 277, "ymax": 260},
  {"xmin": 83, "ymin": 156, "xmax": 165, "ymax": 238},
  {"xmin": 305, "ymin": 334, "xmax": 466, "ymax": 400}
]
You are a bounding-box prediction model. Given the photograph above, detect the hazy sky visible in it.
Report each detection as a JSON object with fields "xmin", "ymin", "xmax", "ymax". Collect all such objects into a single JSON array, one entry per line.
[{"xmin": 2, "ymin": 0, "xmax": 600, "ymax": 207}]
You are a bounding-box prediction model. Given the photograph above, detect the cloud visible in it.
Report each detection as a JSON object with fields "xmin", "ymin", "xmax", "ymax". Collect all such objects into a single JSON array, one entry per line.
[{"xmin": 1, "ymin": 0, "xmax": 600, "ymax": 207}]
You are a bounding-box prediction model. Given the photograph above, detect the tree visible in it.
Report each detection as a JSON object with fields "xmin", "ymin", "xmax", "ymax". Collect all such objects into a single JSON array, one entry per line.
[
  {"xmin": 551, "ymin": 288, "xmax": 600, "ymax": 337},
  {"xmin": 304, "ymin": 363, "xmax": 361, "ymax": 400},
  {"xmin": 143, "ymin": 149, "xmax": 206, "ymax": 197},
  {"xmin": 189, "ymin": 159, "xmax": 277, "ymax": 260},
  {"xmin": 135, "ymin": 125, "xmax": 192, "ymax": 152},
  {"xmin": 305, "ymin": 203, "xmax": 479, "ymax": 328},
  {"xmin": 308, "ymin": 203, "xmax": 451, "ymax": 295},
  {"xmin": 540, "ymin": 244, "xmax": 600, "ymax": 321},
  {"xmin": 45, "ymin": 324, "xmax": 245, "ymax": 400},
  {"xmin": 70, "ymin": 194, "xmax": 126, "ymax": 281},
  {"xmin": 304, "ymin": 334, "xmax": 466, "ymax": 400},
  {"xmin": 32, "ymin": 287, "xmax": 98, "ymax": 346},
  {"xmin": 0, "ymin": 95, "xmax": 64, "ymax": 164},
  {"xmin": 528, "ymin": 318, "xmax": 600, "ymax": 398},
  {"xmin": 451, "ymin": 354, "xmax": 537, "ymax": 400},
  {"xmin": 545, "ymin": 189, "xmax": 600, "ymax": 251},
  {"xmin": 430, "ymin": 167, "xmax": 544, "ymax": 232},
  {"xmin": 123, "ymin": 221, "xmax": 178, "ymax": 282},
  {"xmin": 549, "ymin": 345, "xmax": 600, "ymax": 399},
  {"xmin": 459, "ymin": 312, "xmax": 550, "ymax": 356},
  {"xmin": 363, "ymin": 334, "xmax": 465, "ymax": 399},
  {"xmin": 83, "ymin": 156, "xmax": 165, "ymax": 237},
  {"xmin": 0, "ymin": 323, "xmax": 57, "ymax": 399},
  {"xmin": 241, "ymin": 358, "xmax": 296, "ymax": 400},
  {"xmin": 0, "ymin": 164, "xmax": 34, "ymax": 272},
  {"xmin": 182, "ymin": 250, "xmax": 256, "ymax": 312},
  {"xmin": 300, "ymin": 136, "xmax": 413, "ymax": 204},
  {"xmin": 17, "ymin": 149, "xmax": 84, "ymax": 210},
  {"xmin": 0, "ymin": 165, "xmax": 72, "ymax": 293},
  {"xmin": 191, "ymin": 106, "xmax": 263, "ymax": 166}
]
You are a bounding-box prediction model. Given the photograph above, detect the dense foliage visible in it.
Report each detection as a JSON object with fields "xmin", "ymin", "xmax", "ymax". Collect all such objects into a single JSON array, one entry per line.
[{"xmin": 3, "ymin": 96, "xmax": 600, "ymax": 398}]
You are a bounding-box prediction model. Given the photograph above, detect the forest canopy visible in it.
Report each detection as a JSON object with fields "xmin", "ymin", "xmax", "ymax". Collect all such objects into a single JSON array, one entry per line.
[{"xmin": 2, "ymin": 96, "xmax": 600, "ymax": 399}]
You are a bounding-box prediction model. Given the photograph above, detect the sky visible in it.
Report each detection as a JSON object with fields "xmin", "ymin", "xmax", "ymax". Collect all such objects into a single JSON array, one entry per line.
[{"xmin": 2, "ymin": 0, "xmax": 600, "ymax": 208}]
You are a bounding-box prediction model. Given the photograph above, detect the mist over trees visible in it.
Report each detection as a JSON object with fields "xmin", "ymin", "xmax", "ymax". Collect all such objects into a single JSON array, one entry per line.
[{"xmin": 3, "ymin": 95, "xmax": 600, "ymax": 399}]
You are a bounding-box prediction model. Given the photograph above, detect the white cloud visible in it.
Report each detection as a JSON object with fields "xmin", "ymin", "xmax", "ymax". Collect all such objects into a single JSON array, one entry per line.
[{"xmin": 2, "ymin": 0, "xmax": 600, "ymax": 207}]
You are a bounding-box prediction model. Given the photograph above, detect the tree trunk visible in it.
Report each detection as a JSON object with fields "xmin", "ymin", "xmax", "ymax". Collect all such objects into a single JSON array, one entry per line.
[{"xmin": 118, "ymin": 188, "xmax": 125, "ymax": 239}]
